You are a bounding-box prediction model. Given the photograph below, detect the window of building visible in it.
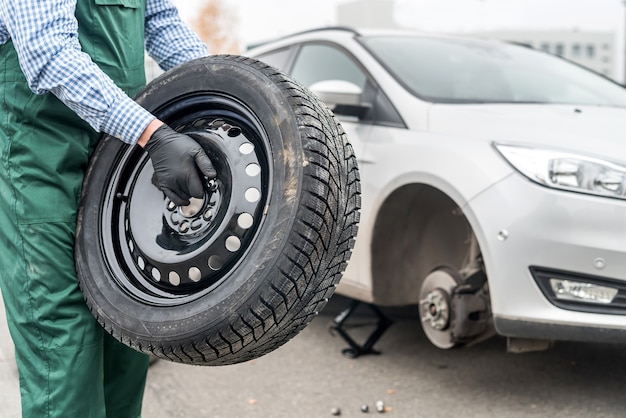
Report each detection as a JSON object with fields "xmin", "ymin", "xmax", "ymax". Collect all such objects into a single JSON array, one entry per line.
[
  {"xmin": 555, "ymin": 43, "xmax": 564, "ymax": 56},
  {"xmin": 587, "ymin": 45, "xmax": 595, "ymax": 59},
  {"xmin": 540, "ymin": 43, "xmax": 550, "ymax": 52},
  {"xmin": 572, "ymin": 44, "xmax": 581, "ymax": 57}
]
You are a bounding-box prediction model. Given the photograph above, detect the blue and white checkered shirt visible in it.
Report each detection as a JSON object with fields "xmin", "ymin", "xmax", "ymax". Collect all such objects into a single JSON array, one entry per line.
[{"xmin": 0, "ymin": 0, "xmax": 208, "ymax": 145}]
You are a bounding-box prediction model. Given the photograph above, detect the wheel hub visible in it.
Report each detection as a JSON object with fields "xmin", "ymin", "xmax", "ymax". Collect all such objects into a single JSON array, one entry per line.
[
  {"xmin": 418, "ymin": 268, "xmax": 462, "ymax": 349},
  {"xmin": 421, "ymin": 288, "xmax": 450, "ymax": 331},
  {"xmin": 165, "ymin": 182, "xmax": 220, "ymax": 235},
  {"xmin": 178, "ymin": 196, "xmax": 206, "ymax": 218}
]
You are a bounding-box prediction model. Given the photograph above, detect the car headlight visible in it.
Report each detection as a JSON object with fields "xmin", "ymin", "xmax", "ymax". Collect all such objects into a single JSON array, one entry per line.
[{"xmin": 494, "ymin": 143, "xmax": 626, "ymax": 200}]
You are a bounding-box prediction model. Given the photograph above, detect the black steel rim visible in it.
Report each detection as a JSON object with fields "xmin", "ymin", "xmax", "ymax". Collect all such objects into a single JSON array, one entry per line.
[{"xmin": 99, "ymin": 92, "xmax": 272, "ymax": 306}]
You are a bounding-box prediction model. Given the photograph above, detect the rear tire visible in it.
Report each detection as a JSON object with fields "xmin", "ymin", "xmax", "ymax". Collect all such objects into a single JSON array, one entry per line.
[{"xmin": 75, "ymin": 55, "xmax": 360, "ymax": 365}]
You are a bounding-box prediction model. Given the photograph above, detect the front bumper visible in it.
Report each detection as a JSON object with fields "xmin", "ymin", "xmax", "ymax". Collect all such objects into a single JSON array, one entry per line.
[
  {"xmin": 493, "ymin": 316, "xmax": 626, "ymax": 343},
  {"xmin": 467, "ymin": 173, "xmax": 626, "ymax": 342}
]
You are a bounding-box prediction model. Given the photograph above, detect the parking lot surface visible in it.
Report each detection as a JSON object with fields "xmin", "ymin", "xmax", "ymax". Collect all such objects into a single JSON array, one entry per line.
[{"xmin": 2, "ymin": 294, "xmax": 626, "ymax": 417}]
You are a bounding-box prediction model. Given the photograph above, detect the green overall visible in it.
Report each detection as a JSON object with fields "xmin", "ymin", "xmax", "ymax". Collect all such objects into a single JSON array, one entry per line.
[{"xmin": 0, "ymin": 1, "xmax": 150, "ymax": 417}]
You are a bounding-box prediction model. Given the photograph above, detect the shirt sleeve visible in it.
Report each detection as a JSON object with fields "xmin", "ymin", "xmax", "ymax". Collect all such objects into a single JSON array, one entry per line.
[
  {"xmin": 0, "ymin": 0, "xmax": 154, "ymax": 145},
  {"xmin": 145, "ymin": 0, "xmax": 209, "ymax": 71}
]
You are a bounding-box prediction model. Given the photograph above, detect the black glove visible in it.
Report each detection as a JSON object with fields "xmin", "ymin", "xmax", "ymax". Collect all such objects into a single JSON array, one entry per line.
[{"xmin": 144, "ymin": 124, "xmax": 217, "ymax": 206}]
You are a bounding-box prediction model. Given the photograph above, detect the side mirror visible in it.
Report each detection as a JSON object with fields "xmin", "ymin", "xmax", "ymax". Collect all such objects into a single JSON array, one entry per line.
[{"xmin": 309, "ymin": 80, "xmax": 370, "ymax": 119}]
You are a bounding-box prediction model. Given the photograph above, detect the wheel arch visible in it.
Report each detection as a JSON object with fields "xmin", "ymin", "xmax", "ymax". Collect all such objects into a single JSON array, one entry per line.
[{"xmin": 369, "ymin": 182, "xmax": 482, "ymax": 306}]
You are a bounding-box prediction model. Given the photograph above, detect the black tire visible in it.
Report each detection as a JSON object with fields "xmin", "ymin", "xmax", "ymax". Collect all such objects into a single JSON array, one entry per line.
[{"xmin": 75, "ymin": 55, "xmax": 360, "ymax": 365}]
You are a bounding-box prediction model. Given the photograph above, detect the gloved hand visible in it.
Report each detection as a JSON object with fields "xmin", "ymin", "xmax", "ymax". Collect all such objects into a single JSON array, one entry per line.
[{"xmin": 144, "ymin": 124, "xmax": 217, "ymax": 206}]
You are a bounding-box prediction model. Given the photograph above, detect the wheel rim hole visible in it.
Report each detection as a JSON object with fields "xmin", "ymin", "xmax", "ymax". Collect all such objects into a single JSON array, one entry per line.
[
  {"xmin": 245, "ymin": 163, "xmax": 261, "ymax": 177},
  {"xmin": 239, "ymin": 143, "xmax": 254, "ymax": 155},
  {"xmin": 228, "ymin": 127, "xmax": 242, "ymax": 137},
  {"xmin": 169, "ymin": 271, "xmax": 181, "ymax": 286},
  {"xmin": 245, "ymin": 188, "xmax": 260, "ymax": 203},
  {"xmin": 151, "ymin": 268, "xmax": 161, "ymax": 282},
  {"xmin": 189, "ymin": 267, "xmax": 202, "ymax": 282},
  {"xmin": 237, "ymin": 213, "xmax": 254, "ymax": 229},
  {"xmin": 208, "ymin": 255, "xmax": 223, "ymax": 271},
  {"xmin": 210, "ymin": 119, "xmax": 225, "ymax": 129},
  {"xmin": 137, "ymin": 256, "xmax": 145, "ymax": 270},
  {"xmin": 225, "ymin": 236, "xmax": 241, "ymax": 252}
]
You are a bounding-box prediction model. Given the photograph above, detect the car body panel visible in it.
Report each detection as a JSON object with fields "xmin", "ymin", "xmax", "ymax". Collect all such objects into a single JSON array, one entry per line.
[
  {"xmin": 247, "ymin": 27, "xmax": 626, "ymax": 344},
  {"xmin": 340, "ymin": 122, "xmax": 513, "ymax": 300},
  {"xmin": 469, "ymin": 174, "xmax": 626, "ymax": 328},
  {"xmin": 429, "ymin": 103, "xmax": 626, "ymax": 159}
]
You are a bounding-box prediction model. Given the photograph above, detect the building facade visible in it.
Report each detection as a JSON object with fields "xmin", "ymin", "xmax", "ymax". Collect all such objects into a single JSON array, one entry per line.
[
  {"xmin": 337, "ymin": 0, "xmax": 398, "ymax": 30},
  {"xmin": 468, "ymin": 30, "xmax": 617, "ymax": 80},
  {"xmin": 335, "ymin": 1, "xmax": 619, "ymax": 82}
]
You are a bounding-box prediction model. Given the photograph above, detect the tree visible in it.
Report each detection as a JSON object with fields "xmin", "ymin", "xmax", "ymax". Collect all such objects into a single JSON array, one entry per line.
[{"xmin": 193, "ymin": 0, "xmax": 241, "ymax": 54}]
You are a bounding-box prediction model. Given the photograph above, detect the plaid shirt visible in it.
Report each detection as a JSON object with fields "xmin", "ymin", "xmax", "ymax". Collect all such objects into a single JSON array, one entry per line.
[{"xmin": 0, "ymin": 0, "xmax": 208, "ymax": 144}]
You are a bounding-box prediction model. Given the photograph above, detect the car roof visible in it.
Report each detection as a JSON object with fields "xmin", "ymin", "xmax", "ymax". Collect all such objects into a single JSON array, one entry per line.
[
  {"xmin": 246, "ymin": 27, "xmax": 358, "ymax": 53},
  {"xmin": 246, "ymin": 26, "xmax": 511, "ymax": 55}
]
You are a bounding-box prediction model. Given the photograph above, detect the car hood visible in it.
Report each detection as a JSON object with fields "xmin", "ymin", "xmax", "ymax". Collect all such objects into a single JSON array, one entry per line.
[{"xmin": 428, "ymin": 103, "xmax": 626, "ymax": 162}]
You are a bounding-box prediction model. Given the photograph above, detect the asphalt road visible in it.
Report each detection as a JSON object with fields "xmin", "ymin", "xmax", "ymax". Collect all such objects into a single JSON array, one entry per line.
[{"xmin": 3, "ymin": 294, "xmax": 626, "ymax": 418}]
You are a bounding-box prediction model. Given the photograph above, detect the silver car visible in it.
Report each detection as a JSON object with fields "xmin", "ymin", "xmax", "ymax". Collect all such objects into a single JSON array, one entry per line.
[{"xmin": 247, "ymin": 27, "xmax": 626, "ymax": 351}]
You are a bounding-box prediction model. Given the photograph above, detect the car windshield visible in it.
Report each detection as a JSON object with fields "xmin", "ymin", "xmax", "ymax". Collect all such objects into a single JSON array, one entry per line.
[{"xmin": 360, "ymin": 35, "xmax": 626, "ymax": 107}]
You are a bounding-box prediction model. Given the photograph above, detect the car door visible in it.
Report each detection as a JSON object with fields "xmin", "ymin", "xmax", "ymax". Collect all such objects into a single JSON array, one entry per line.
[
  {"xmin": 254, "ymin": 40, "xmax": 406, "ymax": 289},
  {"xmin": 289, "ymin": 42, "xmax": 408, "ymax": 284}
]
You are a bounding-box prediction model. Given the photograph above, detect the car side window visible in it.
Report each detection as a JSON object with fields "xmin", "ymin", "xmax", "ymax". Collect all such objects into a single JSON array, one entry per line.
[
  {"xmin": 291, "ymin": 44, "xmax": 367, "ymax": 90},
  {"xmin": 257, "ymin": 42, "xmax": 404, "ymax": 128}
]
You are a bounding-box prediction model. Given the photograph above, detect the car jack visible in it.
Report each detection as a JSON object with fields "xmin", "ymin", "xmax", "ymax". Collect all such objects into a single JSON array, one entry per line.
[{"xmin": 329, "ymin": 300, "xmax": 393, "ymax": 358}]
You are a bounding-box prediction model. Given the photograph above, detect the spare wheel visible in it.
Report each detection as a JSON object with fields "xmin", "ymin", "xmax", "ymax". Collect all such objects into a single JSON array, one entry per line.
[{"xmin": 75, "ymin": 55, "xmax": 360, "ymax": 366}]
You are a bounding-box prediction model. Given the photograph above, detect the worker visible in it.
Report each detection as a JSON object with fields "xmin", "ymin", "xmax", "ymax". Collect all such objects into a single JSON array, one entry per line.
[{"xmin": 0, "ymin": 0, "xmax": 215, "ymax": 416}]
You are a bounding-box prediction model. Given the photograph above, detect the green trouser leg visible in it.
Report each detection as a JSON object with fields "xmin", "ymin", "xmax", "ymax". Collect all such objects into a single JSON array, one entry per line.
[
  {"xmin": 103, "ymin": 334, "xmax": 151, "ymax": 418},
  {"xmin": 0, "ymin": 42, "xmax": 150, "ymax": 418},
  {"xmin": 0, "ymin": 225, "xmax": 149, "ymax": 418}
]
